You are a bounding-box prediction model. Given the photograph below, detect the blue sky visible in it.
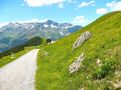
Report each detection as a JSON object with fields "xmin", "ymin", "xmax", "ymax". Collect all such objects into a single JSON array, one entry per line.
[{"xmin": 0, "ymin": 0, "xmax": 121, "ymax": 26}]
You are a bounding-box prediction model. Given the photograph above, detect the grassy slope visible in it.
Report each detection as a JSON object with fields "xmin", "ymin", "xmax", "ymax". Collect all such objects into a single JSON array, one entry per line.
[
  {"xmin": 0, "ymin": 37, "xmax": 43, "ymax": 68},
  {"xmin": 36, "ymin": 11, "xmax": 121, "ymax": 90},
  {"xmin": 0, "ymin": 46, "xmax": 36, "ymax": 68}
]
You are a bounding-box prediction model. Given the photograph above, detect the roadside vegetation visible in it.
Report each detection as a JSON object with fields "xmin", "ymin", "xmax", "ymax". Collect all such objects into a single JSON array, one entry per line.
[{"xmin": 0, "ymin": 37, "xmax": 43, "ymax": 68}]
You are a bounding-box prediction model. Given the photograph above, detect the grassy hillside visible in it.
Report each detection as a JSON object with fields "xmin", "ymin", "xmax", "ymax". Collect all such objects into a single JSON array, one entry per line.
[
  {"xmin": 0, "ymin": 37, "xmax": 42, "ymax": 58},
  {"xmin": 36, "ymin": 11, "xmax": 121, "ymax": 90},
  {"xmin": 0, "ymin": 47, "xmax": 35, "ymax": 68},
  {"xmin": 0, "ymin": 37, "xmax": 43, "ymax": 68}
]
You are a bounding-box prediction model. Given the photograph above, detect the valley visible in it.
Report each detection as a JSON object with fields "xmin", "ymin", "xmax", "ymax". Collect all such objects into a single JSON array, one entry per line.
[{"xmin": 1, "ymin": 0, "xmax": 121, "ymax": 89}]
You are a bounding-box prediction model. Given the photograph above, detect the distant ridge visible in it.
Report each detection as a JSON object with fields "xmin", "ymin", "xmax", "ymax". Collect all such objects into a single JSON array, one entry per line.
[{"xmin": 0, "ymin": 20, "xmax": 82, "ymax": 52}]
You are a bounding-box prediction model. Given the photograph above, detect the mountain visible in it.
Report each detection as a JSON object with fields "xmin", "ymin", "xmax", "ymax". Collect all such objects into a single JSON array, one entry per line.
[
  {"xmin": 36, "ymin": 11, "xmax": 121, "ymax": 89},
  {"xmin": 0, "ymin": 20, "xmax": 82, "ymax": 52}
]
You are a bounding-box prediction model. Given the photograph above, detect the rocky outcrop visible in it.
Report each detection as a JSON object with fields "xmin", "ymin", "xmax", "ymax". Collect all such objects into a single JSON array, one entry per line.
[
  {"xmin": 69, "ymin": 53, "xmax": 84, "ymax": 74},
  {"xmin": 108, "ymin": 81, "xmax": 121, "ymax": 89},
  {"xmin": 69, "ymin": 31, "xmax": 91, "ymax": 74},
  {"xmin": 73, "ymin": 31, "xmax": 92, "ymax": 48},
  {"xmin": 113, "ymin": 82, "xmax": 121, "ymax": 89}
]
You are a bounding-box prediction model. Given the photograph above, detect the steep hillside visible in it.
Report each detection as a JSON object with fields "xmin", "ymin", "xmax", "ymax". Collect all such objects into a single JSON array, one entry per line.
[
  {"xmin": 36, "ymin": 11, "xmax": 121, "ymax": 90},
  {"xmin": 0, "ymin": 20, "xmax": 82, "ymax": 52}
]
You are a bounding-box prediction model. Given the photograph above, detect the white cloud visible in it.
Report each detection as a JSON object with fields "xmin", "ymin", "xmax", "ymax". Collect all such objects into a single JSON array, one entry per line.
[
  {"xmin": 16, "ymin": 18, "xmax": 49, "ymax": 23},
  {"xmin": 0, "ymin": 23, "xmax": 9, "ymax": 28},
  {"xmin": 68, "ymin": 0, "xmax": 78, "ymax": 4},
  {"xmin": 78, "ymin": 0, "xmax": 95, "ymax": 8},
  {"xmin": 106, "ymin": 1, "xmax": 115, "ymax": 7},
  {"xmin": 58, "ymin": 3, "xmax": 64, "ymax": 8},
  {"xmin": 68, "ymin": 0, "xmax": 72, "ymax": 3},
  {"xmin": 24, "ymin": 0, "xmax": 65, "ymax": 7},
  {"xmin": 21, "ymin": 3, "xmax": 25, "ymax": 6},
  {"xmin": 96, "ymin": 8, "xmax": 108, "ymax": 14},
  {"xmin": 0, "ymin": 18, "xmax": 48, "ymax": 28},
  {"xmin": 106, "ymin": 1, "xmax": 121, "ymax": 11},
  {"xmin": 72, "ymin": 16, "xmax": 88, "ymax": 25}
]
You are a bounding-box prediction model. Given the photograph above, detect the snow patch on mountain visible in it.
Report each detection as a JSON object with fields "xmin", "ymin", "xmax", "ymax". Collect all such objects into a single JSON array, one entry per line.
[
  {"xmin": 60, "ymin": 32, "xmax": 64, "ymax": 35},
  {"xmin": 0, "ymin": 20, "xmax": 82, "ymax": 52},
  {"xmin": 44, "ymin": 24, "xmax": 48, "ymax": 28},
  {"xmin": 51, "ymin": 24, "xmax": 57, "ymax": 28}
]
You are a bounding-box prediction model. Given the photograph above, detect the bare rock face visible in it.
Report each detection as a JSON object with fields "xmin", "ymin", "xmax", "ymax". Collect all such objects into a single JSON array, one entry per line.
[
  {"xmin": 113, "ymin": 82, "xmax": 121, "ymax": 89},
  {"xmin": 69, "ymin": 53, "xmax": 84, "ymax": 74},
  {"xmin": 109, "ymin": 81, "xmax": 121, "ymax": 89},
  {"xmin": 73, "ymin": 31, "xmax": 92, "ymax": 48}
]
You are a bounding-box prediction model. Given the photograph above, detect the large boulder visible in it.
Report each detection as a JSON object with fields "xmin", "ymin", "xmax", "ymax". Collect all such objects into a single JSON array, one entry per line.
[
  {"xmin": 69, "ymin": 53, "xmax": 84, "ymax": 74},
  {"xmin": 73, "ymin": 31, "xmax": 92, "ymax": 48}
]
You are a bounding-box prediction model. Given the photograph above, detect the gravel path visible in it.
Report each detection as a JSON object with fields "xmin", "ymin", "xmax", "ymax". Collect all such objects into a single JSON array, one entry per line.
[{"xmin": 0, "ymin": 49, "xmax": 39, "ymax": 90}]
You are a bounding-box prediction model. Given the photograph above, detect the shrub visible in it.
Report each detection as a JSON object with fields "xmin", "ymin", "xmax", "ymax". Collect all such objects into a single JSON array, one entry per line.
[
  {"xmin": 93, "ymin": 60, "xmax": 115, "ymax": 80},
  {"xmin": 24, "ymin": 37, "xmax": 42, "ymax": 46},
  {"xmin": 46, "ymin": 39, "xmax": 51, "ymax": 44}
]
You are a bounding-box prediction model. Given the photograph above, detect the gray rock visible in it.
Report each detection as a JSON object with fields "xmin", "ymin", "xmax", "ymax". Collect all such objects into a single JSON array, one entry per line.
[
  {"xmin": 73, "ymin": 31, "xmax": 92, "ymax": 48},
  {"xmin": 109, "ymin": 81, "xmax": 121, "ymax": 89},
  {"xmin": 69, "ymin": 53, "xmax": 84, "ymax": 74}
]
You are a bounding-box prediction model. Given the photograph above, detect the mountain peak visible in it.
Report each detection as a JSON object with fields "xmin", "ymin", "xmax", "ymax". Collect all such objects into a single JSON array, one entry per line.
[
  {"xmin": 45, "ymin": 20, "xmax": 58, "ymax": 26},
  {"xmin": 0, "ymin": 19, "xmax": 82, "ymax": 52},
  {"xmin": 46, "ymin": 20, "xmax": 54, "ymax": 23}
]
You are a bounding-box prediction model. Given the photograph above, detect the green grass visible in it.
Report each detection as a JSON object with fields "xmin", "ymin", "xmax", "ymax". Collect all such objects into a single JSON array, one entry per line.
[
  {"xmin": 0, "ymin": 37, "xmax": 43, "ymax": 68},
  {"xmin": 0, "ymin": 37, "xmax": 42, "ymax": 58},
  {"xmin": 36, "ymin": 11, "xmax": 121, "ymax": 90},
  {"xmin": 0, "ymin": 46, "xmax": 36, "ymax": 68}
]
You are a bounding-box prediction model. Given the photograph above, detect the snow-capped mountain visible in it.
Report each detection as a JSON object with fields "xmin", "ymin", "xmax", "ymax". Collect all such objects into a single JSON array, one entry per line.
[{"xmin": 0, "ymin": 20, "xmax": 82, "ymax": 52}]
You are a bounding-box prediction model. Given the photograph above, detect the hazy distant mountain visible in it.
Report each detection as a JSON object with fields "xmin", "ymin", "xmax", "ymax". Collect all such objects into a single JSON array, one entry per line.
[{"xmin": 0, "ymin": 20, "xmax": 82, "ymax": 52}]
